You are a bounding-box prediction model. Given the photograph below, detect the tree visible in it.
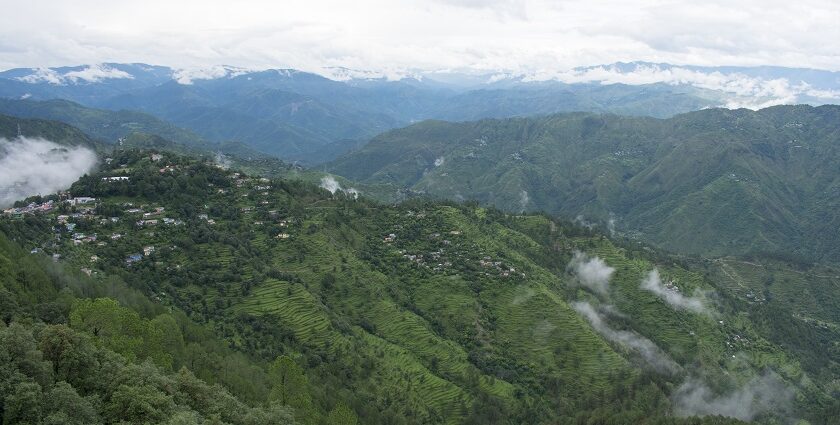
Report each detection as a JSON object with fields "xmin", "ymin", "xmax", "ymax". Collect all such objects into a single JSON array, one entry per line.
[
  {"xmin": 268, "ymin": 356, "xmax": 315, "ymax": 423},
  {"xmin": 43, "ymin": 381, "xmax": 101, "ymax": 425},
  {"xmin": 105, "ymin": 383, "xmax": 175, "ymax": 424},
  {"xmin": 3, "ymin": 381, "xmax": 43, "ymax": 425},
  {"xmin": 327, "ymin": 402, "xmax": 358, "ymax": 425}
]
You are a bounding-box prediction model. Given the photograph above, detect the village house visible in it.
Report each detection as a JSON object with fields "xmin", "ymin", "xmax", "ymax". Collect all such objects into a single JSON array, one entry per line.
[
  {"xmin": 126, "ymin": 253, "xmax": 142, "ymax": 264},
  {"xmin": 68, "ymin": 197, "xmax": 96, "ymax": 206}
]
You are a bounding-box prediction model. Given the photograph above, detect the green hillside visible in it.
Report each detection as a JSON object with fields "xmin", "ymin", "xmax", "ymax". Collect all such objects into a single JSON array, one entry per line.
[
  {"xmin": 0, "ymin": 227, "xmax": 304, "ymax": 424},
  {"xmin": 0, "ymin": 114, "xmax": 100, "ymax": 149},
  {"xmin": 2, "ymin": 149, "xmax": 838, "ymax": 424},
  {"xmin": 328, "ymin": 105, "xmax": 840, "ymax": 262},
  {"xmin": 0, "ymin": 98, "xmax": 209, "ymax": 148}
]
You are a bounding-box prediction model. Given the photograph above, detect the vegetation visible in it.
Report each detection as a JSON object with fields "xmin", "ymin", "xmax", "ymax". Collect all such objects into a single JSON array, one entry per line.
[
  {"xmin": 0, "ymin": 64, "xmax": 726, "ymax": 163},
  {"xmin": 0, "ymin": 230, "xmax": 300, "ymax": 424},
  {"xmin": 328, "ymin": 105, "xmax": 840, "ymax": 262},
  {"xmin": 0, "ymin": 114, "xmax": 100, "ymax": 149},
  {"xmin": 3, "ymin": 149, "xmax": 838, "ymax": 424}
]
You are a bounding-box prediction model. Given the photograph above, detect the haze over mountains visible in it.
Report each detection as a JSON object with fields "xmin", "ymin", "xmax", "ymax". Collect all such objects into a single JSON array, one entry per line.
[{"xmin": 2, "ymin": 62, "xmax": 838, "ymax": 163}]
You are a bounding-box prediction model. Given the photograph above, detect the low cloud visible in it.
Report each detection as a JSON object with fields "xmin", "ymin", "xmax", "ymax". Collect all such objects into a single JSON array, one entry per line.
[
  {"xmin": 214, "ymin": 152, "xmax": 232, "ymax": 170},
  {"xmin": 640, "ymin": 269, "xmax": 709, "ymax": 314},
  {"xmin": 673, "ymin": 372, "xmax": 794, "ymax": 421},
  {"xmin": 63, "ymin": 64, "xmax": 133, "ymax": 83},
  {"xmin": 16, "ymin": 64, "xmax": 133, "ymax": 85},
  {"xmin": 528, "ymin": 63, "xmax": 840, "ymax": 109},
  {"xmin": 518, "ymin": 189, "xmax": 529, "ymax": 212},
  {"xmin": 173, "ymin": 65, "xmax": 253, "ymax": 85},
  {"xmin": 573, "ymin": 301, "xmax": 679, "ymax": 374},
  {"xmin": 567, "ymin": 251, "xmax": 614, "ymax": 295},
  {"xmin": 319, "ymin": 175, "xmax": 359, "ymax": 199},
  {"xmin": 0, "ymin": 137, "xmax": 97, "ymax": 207},
  {"xmin": 607, "ymin": 219, "xmax": 616, "ymax": 236}
]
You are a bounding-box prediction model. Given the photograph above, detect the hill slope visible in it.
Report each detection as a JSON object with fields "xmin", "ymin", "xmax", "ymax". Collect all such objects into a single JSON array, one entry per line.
[
  {"xmin": 328, "ymin": 105, "xmax": 840, "ymax": 262},
  {"xmin": 2, "ymin": 149, "xmax": 838, "ymax": 423}
]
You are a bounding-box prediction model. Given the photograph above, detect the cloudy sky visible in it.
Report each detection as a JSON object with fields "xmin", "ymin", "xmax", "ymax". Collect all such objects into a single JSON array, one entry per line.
[{"xmin": 2, "ymin": 0, "xmax": 839, "ymax": 73}]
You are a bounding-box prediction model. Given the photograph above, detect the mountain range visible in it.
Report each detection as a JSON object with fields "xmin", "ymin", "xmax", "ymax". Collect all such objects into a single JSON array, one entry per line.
[
  {"xmin": 2, "ymin": 60, "xmax": 840, "ymax": 424},
  {"xmin": 2, "ymin": 62, "xmax": 838, "ymax": 163}
]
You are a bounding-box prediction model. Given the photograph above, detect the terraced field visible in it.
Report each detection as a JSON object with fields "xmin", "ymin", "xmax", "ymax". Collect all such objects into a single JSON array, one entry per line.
[{"xmin": 10, "ymin": 151, "xmax": 836, "ymax": 424}]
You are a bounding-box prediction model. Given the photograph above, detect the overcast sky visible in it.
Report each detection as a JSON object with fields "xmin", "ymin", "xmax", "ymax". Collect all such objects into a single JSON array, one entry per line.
[{"xmin": 2, "ymin": 0, "xmax": 839, "ymax": 73}]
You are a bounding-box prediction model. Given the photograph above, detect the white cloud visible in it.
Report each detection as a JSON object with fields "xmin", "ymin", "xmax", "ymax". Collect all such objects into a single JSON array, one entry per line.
[
  {"xmin": 573, "ymin": 301, "xmax": 679, "ymax": 374},
  {"xmin": 63, "ymin": 64, "xmax": 133, "ymax": 83},
  {"xmin": 673, "ymin": 372, "xmax": 794, "ymax": 421},
  {"xmin": 15, "ymin": 64, "xmax": 133, "ymax": 85},
  {"xmin": 172, "ymin": 65, "xmax": 253, "ymax": 84},
  {"xmin": 640, "ymin": 269, "xmax": 710, "ymax": 314},
  {"xmin": 319, "ymin": 175, "xmax": 359, "ymax": 199},
  {"xmin": 0, "ymin": 137, "xmax": 97, "ymax": 207},
  {"xmin": 16, "ymin": 68, "xmax": 64, "ymax": 85},
  {"xmin": 1, "ymin": 1, "xmax": 838, "ymax": 73},
  {"xmin": 567, "ymin": 251, "xmax": 615, "ymax": 295},
  {"xmin": 527, "ymin": 63, "xmax": 840, "ymax": 109},
  {"xmin": 319, "ymin": 175, "xmax": 342, "ymax": 194}
]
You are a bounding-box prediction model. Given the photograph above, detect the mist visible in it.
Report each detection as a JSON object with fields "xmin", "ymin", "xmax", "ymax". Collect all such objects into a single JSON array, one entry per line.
[
  {"xmin": 214, "ymin": 152, "xmax": 232, "ymax": 170},
  {"xmin": 0, "ymin": 137, "xmax": 97, "ymax": 208},
  {"xmin": 573, "ymin": 301, "xmax": 679, "ymax": 374},
  {"xmin": 319, "ymin": 175, "xmax": 359, "ymax": 199},
  {"xmin": 567, "ymin": 251, "xmax": 615, "ymax": 295},
  {"xmin": 640, "ymin": 269, "xmax": 709, "ymax": 314},
  {"xmin": 673, "ymin": 372, "xmax": 794, "ymax": 421}
]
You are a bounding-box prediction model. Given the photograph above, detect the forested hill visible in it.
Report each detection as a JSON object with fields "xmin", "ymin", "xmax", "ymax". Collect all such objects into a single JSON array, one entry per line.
[
  {"xmin": 0, "ymin": 114, "xmax": 100, "ymax": 149},
  {"xmin": 2, "ymin": 149, "xmax": 839, "ymax": 424},
  {"xmin": 328, "ymin": 104, "xmax": 840, "ymax": 262}
]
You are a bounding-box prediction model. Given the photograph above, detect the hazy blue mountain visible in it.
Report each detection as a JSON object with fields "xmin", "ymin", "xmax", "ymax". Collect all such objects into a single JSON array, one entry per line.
[
  {"xmin": 0, "ymin": 98, "xmax": 208, "ymax": 147},
  {"xmin": 2, "ymin": 62, "xmax": 838, "ymax": 163}
]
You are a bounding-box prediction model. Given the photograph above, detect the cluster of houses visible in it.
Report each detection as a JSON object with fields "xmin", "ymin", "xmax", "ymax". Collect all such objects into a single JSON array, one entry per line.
[
  {"xmin": 3, "ymin": 196, "xmax": 101, "ymax": 217},
  {"xmin": 2, "ymin": 199, "xmax": 55, "ymax": 215},
  {"xmin": 478, "ymin": 256, "xmax": 522, "ymax": 278},
  {"xmin": 128, "ymin": 206, "xmax": 183, "ymax": 227},
  {"xmin": 724, "ymin": 333, "xmax": 751, "ymax": 357},
  {"xmin": 72, "ymin": 232, "xmax": 98, "ymax": 246},
  {"xmin": 384, "ymin": 223, "xmax": 524, "ymax": 279}
]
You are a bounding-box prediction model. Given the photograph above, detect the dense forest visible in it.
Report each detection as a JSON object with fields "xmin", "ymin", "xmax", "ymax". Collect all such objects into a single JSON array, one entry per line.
[
  {"xmin": 2, "ymin": 149, "xmax": 838, "ymax": 424},
  {"xmin": 328, "ymin": 105, "xmax": 840, "ymax": 262}
]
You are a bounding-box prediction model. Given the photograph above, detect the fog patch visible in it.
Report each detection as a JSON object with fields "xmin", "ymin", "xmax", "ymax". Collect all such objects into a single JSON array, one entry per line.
[
  {"xmin": 214, "ymin": 152, "xmax": 232, "ymax": 170},
  {"xmin": 673, "ymin": 372, "xmax": 794, "ymax": 421},
  {"xmin": 528, "ymin": 63, "xmax": 840, "ymax": 108},
  {"xmin": 319, "ymin": 175, "xmax": 359, "ymax": 199},
  {"xmin": 0, "ymin": 137, "xmax": 97, "ymax": 208},
  {"xmin": 574, "ymin": 214, "xmax": 596, "ymax": 230},
  {"xmin": 434, "ymin": 156, "xmax": 445, "ymax": 167},
  {"xmin": 573, "ymin": 301, "xmax": 679, "ymax": 374},
  {"xmin": 173, "ymin": 65, "xmax": 252, "ymax": 85},
  {"xmin": 518, "ymin": 190, "xmax": 529, "ymax": 212},
  {"xmin": 640, "ymin": 269, "xmax": 709, "ymax": 315},
  {"xmin": 16, "ymin": 64, "xmax": 133, "ymax": 85},
  {"xmin": 567, "ymin": 251, "xmax": 614, "ymax": 295},
  {"xmin": 511, "ymin": 286, "xmax": 536, "ymax": 305}
]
